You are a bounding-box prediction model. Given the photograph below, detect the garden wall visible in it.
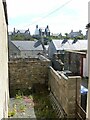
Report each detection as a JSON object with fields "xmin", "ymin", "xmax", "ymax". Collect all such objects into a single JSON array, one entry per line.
[
  {"xmin": 9, "ymin": 57, "xmax": 50, "ymax": 96},
  {"xmin": 49, "ymin": 66, "xmax": 81, "ymax": 118}
]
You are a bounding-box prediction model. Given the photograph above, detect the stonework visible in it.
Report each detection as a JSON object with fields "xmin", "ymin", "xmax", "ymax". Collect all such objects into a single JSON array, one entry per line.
[
  {"xmin": 9, "ymin": 59, "xmax": 50, "ymax": 96},
  {"xmin": 9, "ymin": 58, "xmax": 81, "ymax": 118},
  {"xmin": 52, "ymin": 51, "xmax": 81, "ymax": 76},
  {"xmin": 49, "ymin": 66, "xmax": 81, "ymax": 118},
  {"xmin": 60, "ymin": 51, "xmax": 81, "ymax": 75}
]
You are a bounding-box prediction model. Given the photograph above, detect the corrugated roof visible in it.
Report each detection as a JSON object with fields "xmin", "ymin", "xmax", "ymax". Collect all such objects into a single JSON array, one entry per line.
[
  {"xmin": 11, "ymin": 41, "xmax": 43, "ymax": 51},
  {"xmin": 52, "ymin": 39, "xmax": 87, "ymax": 51}
]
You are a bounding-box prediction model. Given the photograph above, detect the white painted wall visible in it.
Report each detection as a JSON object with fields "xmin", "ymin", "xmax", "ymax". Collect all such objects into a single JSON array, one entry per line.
[
  {"xmin": 0, "ymin": 0, "xmax": 9, "ymax": 119},
  {"xmin": 35, "ymin": 27, "xmax": 39, "ymax": 35},
  {"xmin": 87, "ymin": 1, "xmax": 90, "ymax": 119}
]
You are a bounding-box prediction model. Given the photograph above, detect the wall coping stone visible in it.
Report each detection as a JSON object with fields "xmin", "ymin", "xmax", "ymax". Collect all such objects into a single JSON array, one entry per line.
[
  {"xmin": 39, "ymin": 55, "xmax": 50, "ymax": 62},
  {"xmin": 49, "ymin": 66, "xmax": 61, "ymax": 79},
  {"xmin": 9, "ymin": 55, "xmax": 50, "ymax": 63},
  {"xmin": 57, "ymin": 71, "xmax": 68, "ymax": 80},
  {"xmin": 68, "ymin": 76, "xmax": 81, "ymax": 79}
]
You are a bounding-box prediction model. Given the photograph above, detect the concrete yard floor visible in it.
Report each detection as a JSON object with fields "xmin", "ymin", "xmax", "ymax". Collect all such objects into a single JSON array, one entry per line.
[
  {"xmin": 8, "ymin": 86, "xmax": 57, "ymax": 119},
  {"xmin": 8, "ymin": 96, "xmax": 36, "ymax": 118}
]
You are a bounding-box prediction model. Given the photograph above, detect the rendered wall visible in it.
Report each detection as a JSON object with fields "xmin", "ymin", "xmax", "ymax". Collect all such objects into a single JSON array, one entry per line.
[
  {"xmin": 0, "ymin": 0, "xmax": 9, "ymax": 119},
  {"xmin": 87, "ymin": 1, "xmax": 90, "ymax": 119}
]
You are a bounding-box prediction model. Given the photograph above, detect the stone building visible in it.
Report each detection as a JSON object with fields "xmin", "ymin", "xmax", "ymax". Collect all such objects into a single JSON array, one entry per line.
[
  {"xmin": 48, "ymin": 39, "xmax": 88, "ymax": 77},
  {"xmin": 0, "ymin": 0, "xmax": 9, "ymax": 118},
  {"xmin": 34, "ymin": 25, "xmax": 50, "ymax": 37},
  {"xmin": 48, "ymin": 39, "xmax": 87, "ymax": 58},
  {"xmin": 12, "ymin": 28, "xmax": 30, "ymax": 37},
  {"xmin": 68, "ymin": 30, "xmax": 83, "ymax": 38},
  {"xmin": 9, "ymin": 40, "xmax": 43, "ymax": 58}
]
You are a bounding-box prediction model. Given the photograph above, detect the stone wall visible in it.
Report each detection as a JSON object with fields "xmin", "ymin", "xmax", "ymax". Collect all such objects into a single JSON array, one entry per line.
[
  {"xmin": 52, "ymin": 51, "xmax": 81, "ymax": 75},
  {"xmin": 49, "ymin": 66, "xmax": 81, "ymax": 118},
  {"xmin": 9, "ymin": 58, "xmax": 50, "ymax": 96},
  {"xmin": 64, "ymin": 51, "xmax": 81, "ymax": 75}
]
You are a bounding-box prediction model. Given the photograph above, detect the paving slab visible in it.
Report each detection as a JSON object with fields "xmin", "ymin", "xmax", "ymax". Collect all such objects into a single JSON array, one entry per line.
[{"xmin": 8, "ymin": 96, "xmax": 36, "ymax": 119}]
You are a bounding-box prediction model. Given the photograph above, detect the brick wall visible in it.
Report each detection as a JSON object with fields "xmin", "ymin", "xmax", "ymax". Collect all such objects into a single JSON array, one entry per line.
[
  {"xmin": 9, "ymin": 58, "xmax": 50, "ymax": 96},
  {"xmin": 49, "ymin": 66, "xmax": 81, "ymax": 118}
]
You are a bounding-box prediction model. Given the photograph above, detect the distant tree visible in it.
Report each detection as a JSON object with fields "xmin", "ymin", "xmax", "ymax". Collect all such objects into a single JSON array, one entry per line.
[
  {"xmin": 10, "ymin": 34, "xmax": 34, "ymax": 41},
  {"xmin": 65, "ymin": 33, "xmax": 68, "ymax": 37},
  {"xmin": 74, "ymin": 35, "xmax": 85, "ymax": 40},
  {"xmin": 64, "ymin": 33, "xmax": 70, "ymax": 39}
]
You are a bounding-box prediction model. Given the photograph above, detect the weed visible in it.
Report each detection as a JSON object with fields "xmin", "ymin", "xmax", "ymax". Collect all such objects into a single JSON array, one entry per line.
[
  {"xmin": 19, "ymin": 105, "xmax": 26, "ymax": 112},
  {"xmin": 28, "ymin": 95, "xmax": 33, "ymax": 100},
  {"xmin": 15, "ymin": 90, "xmax": 23, "ymax": 99},
  {"xmin": 8, "ymin": 110, "xmax": 16, "ymax": 117}
]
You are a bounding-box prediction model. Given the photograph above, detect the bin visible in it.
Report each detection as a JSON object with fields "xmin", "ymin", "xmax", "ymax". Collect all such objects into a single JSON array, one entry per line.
[{"xmin": 81, "ymin": 85, "xmax": 88, "ymax": 111}]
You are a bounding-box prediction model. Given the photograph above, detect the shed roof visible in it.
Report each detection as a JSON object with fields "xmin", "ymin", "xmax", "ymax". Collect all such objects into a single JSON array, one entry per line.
[
  {"xmin": 52, "ymin": 39, "xmax": 87, "ymax": 51},
  {"xmin": 11, "ymin": 41, "xmax": 43, "ymax": 51}
]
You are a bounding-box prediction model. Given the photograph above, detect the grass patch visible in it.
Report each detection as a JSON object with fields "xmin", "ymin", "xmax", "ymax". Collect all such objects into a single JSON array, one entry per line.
[
  {"xmin": 8, "ymin": 84, "xmax": 57, "ymax": 118},
  {"xmin": 33, "ymin": 88, "xmax": 57, "ymax": 118}
]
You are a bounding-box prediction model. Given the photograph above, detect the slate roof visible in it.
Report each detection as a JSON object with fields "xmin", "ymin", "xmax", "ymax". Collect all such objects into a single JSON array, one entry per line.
[
  {"xmin": 52, "ymin": 39, "xmax": 87, "ymax": 51},
  {"xmin": 11, "ymin": 41, "xmax": 43, "ymax": 51}
]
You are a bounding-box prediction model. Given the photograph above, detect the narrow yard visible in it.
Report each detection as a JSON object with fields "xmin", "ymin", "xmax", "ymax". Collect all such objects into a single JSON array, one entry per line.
[{"xmin": 8, "ymin": 84, "xmax": 57, "ymax": 118}]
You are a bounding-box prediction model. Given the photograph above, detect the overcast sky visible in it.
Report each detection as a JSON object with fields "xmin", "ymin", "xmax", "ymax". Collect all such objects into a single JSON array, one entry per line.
[{"xmin": 6, "ymin": 0, "xmax": 89, "ymax": 35}]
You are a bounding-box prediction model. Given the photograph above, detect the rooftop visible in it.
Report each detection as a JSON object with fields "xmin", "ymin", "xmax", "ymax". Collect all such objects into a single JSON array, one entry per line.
[
  {"xmin": 11, "ymin": 40, "xmax": 43, "ymax": 51},
  {"xmin": 52, "ymin": 39, "xmax": 87, "ymax": 51}
]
